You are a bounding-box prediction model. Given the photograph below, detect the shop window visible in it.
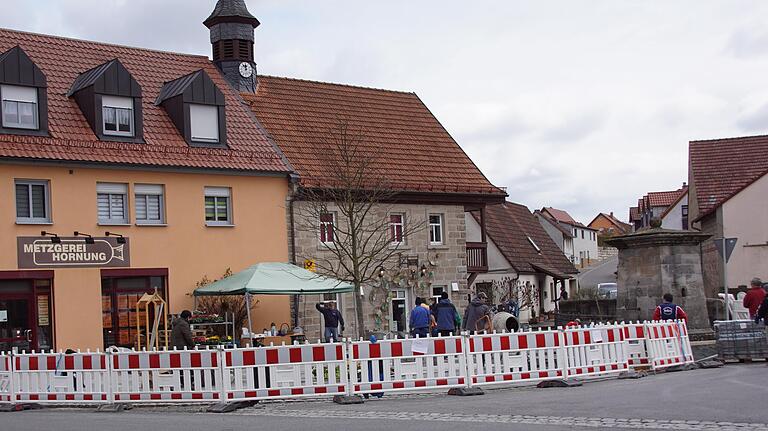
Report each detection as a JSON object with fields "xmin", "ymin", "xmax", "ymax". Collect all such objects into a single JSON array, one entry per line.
[
  {"xmin": 15, "ymin": 179, "xmax": 50, "ymax": 224},
  {"xmin": 135, "ymin": 184, "xmax": 165, "ymax": 225},
  {"xmin": 0, "ymin": 278, "xmax": 52, "ymax": 353},
  {"xmin": 97, "ymin": 182, "xmax": 129, "ymax": 224},
  {"xmin": 101, "ymin": 276, "xmax": 166, "ymax": 349},
  {"xmin": 428, "ymin": 214, "xmax": 443, "ymax": 245},
  {"xmin": 204, "ymin": 186, "xmax": 232, "ymax": 225}
]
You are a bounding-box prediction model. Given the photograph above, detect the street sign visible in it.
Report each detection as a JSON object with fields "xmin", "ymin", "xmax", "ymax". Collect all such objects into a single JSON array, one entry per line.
[
  {"xmin": 303, "ymin": 259, "xmax": 316, "ymax": 272},
  {"xmin": 714, "ymin": 238, "xmax": 738, "ymax": 263}
]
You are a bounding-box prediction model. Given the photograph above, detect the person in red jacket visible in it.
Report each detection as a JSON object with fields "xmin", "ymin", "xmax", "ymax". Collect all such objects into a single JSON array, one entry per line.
[
  {"xmin": 653, "ymin": 294, "xmax": 688, "ymax": 322},
  {"xmin": 743, "ymin": 277, "xmax": 766, "ymax": 318}
]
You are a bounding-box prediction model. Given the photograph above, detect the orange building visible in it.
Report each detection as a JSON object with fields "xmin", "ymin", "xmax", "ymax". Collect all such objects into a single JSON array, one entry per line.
[{"xmin": 0, "ymin": 25, "xmax": 293, "ymax": 351}]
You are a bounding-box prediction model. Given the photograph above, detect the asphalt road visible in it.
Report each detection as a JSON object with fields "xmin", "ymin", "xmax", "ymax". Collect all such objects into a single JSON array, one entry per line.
[
  {"xmin": 3, "ymin": 363, "xmax": 767, "ymax": 431},
  {"xmin": 578, "ymin": 256, "xmax": 618, "ymax": 290}
]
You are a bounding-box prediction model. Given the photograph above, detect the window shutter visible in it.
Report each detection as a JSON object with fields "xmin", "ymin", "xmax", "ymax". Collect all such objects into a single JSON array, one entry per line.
[
  {"xmin": 30, "ymin": 184, "xmax": 45, "ymax": 218},
  {"xmin": 97, "ymin": 183, "xmax": 127, "ymax": 194},
  {"xmin": 190, "ymin": 104, "xmax": 219, "ymax": 142},
  {"xmin": 146, "ymin": 195, "xmax": 161, "ymax": 220},
  {"xmin": 135, "ymin": 195, "xmax": 147, "ymax": 220},
  {"xmin": 1, "ymin": 85, "xmax": 37, "ymax": 103},
  {"xmin": 101, "ymin": 96, "xmax": 133, "ymax": 109},
  {"xmin": 97, "ymin": 194, "xmax": 111, "ymax": 219},
  {"xmin": 15, "ymin": 183, "xmax": 29, "ymax": 218},
  {"xmin": 204, "ymin": 186, "xmax": 230, "ymax": 198},
  {"xmin": 134, "ymin": 184, "xmax": 163, "ymax": 195}
]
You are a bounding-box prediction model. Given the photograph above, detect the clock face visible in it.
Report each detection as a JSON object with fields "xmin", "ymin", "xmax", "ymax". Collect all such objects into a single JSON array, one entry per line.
[{"xmin": 239, "ymin": 62, "xmax": 253, "ymax": 78}]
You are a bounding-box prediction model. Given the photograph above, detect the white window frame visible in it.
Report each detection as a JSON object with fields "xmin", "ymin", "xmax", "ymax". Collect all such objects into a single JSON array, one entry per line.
[
  {"xmin": 319, "ymin": 212, "xmax": 337, "ymax": 246},
  {"xmin": 389, "ymin": 212, "xmax": 405, "ymax": 245},
  {"xmin": 431, "ymin": 286, "xmax": 446, "ymax": 304},
  {"xmin": 101, "ymin": 95, "xmax": 134, "ymax": 137},
  {"xmin": 190, "ymin": 104, "xmax": 219, "ymax": 143},
  {"xmin": 15, "ymin": 179, "xmax": 50, "ymax": 224},
  {"xmin": 96, "ymin": 182, "xmax": 129, "ymax": 225},
  {"xmin": 204, "ymin": 186, "xmax": 232, "ymax": 226},
  {"xmin": 1, "ymin": 85, "xmax": 38, "ymax": 130},
  {"xmin": 428, "ymin": 213, "xmax": 444, "ymax": 246},
  {"xmin": 134, "ymin": 184, "xmax": 165, "ymax": 225}
]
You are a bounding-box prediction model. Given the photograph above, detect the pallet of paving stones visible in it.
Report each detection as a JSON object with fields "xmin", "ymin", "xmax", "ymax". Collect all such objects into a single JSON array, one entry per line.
[{"xmin": 714, "ymin": 320, "xmax": 768, "ymax": 361}]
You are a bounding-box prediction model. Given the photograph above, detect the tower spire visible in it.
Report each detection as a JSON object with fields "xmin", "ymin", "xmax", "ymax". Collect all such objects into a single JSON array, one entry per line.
[{"xmin": 204, "ymin": 0, "xmax": 260, "ymax": 93}]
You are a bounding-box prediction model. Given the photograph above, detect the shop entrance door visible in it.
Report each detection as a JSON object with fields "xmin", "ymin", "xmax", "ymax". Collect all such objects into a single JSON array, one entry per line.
[
  {"xmin": 0, "ymin": 294, "xmax": 35, "ymax": 352},
  {"xmin": 390, "ymin": 289, "xmax": 408, "ymax": 334}
]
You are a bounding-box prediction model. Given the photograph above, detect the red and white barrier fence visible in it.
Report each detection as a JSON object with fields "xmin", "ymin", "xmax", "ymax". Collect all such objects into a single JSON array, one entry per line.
[
  {"xmin": 467, "ymin": 330, "xmax": 565, "ymax": 386},
  {"xmin": 223, "ymin": 343, "xmax": 347, "ymax": 401},
  {"xmin": 0, "ymin": 321, "xmax": 692, "ymax": 406}
]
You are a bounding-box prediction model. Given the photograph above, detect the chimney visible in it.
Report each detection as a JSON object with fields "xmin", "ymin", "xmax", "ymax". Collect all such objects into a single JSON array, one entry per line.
[{"xmin": 204, "ymin": 0, "xmax": 261, "ymax": 93}]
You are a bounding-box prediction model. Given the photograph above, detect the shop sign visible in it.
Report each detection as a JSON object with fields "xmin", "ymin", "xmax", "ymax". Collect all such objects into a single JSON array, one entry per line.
[
  {"xmin": 303, "ymin": 259, "xmax": 316, "ymax": 272},
  {"xmin": 17, "ymin": 237, "xmax": 130, "ymax": 269}
]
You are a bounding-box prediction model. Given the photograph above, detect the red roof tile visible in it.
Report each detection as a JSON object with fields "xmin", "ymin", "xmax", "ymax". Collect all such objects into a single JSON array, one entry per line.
[
  {"xmin": 243, "ymin": 76, "xmax": 504, "ymax": 195},
  {"xmin": 690, "ymin": 135, "xmax": 768, "ymax": 220},
  {"xmin": 629, "ymin": 206, "xmax": 640, "ymax": 222},
  {"xmin": 0, "ymin": 28, "xmax": 290, "ymax": 173},
  {"xmin": 589, "ymin": 212, "xmax": 632, "ymax": 234},
  {"xmin": 483, "ymin": 202, "xmax": 578, "ymax": 277},
  {"xmin": 541, "ymin": 207, "xmax": 576, "ymax": 224},
  {"xmin": 646, "ymin": 186, "xmax": 687, "ymax": 207}
]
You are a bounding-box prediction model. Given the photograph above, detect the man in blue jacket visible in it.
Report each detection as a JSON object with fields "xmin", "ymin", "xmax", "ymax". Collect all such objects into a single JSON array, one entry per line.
[
  {"xmin": 432, "ymin": 292, "xmax": 458, "ymax": 336},
  {"xmin": 409, "ymin": 297, "xmax": 431, "ymax": 338}
]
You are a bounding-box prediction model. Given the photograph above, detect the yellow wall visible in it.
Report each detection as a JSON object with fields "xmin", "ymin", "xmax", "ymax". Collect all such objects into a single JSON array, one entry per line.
[{"xmin": 0, "ymin": 163, "xmax": 291, "ymax": 350}]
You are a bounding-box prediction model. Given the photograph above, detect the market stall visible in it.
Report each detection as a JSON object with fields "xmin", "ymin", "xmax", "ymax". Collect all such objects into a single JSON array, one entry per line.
[{"xmin": 193, "ymin": 262, "xmax": 353, "ymax": 346}]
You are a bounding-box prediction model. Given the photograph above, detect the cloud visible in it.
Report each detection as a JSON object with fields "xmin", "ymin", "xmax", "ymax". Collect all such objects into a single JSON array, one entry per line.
[
  {"xmin": 736, "ymin": 102, "xmax": 768, "ymax": 132},
  {"xmin": 724, "ymin": 27, "xmax": 768, "ymax": 59}
]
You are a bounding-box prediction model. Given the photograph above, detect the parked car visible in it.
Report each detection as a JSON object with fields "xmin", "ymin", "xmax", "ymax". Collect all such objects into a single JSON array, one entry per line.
[{"xmin": 597, "ymin": 283, "xmax": 617, "ymax": 299}]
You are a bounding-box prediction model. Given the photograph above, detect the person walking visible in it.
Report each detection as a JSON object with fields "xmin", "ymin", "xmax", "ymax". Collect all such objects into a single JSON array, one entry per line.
[
  {"xmin": 432, "ymin": 292, "xmax": 458, "ymax": 336},
  {"xmin": 743, "ymin": 277, "xmax": 767, "ymax": 319},
  {"xmin": 409, "ymin": 297, "xmax": 431, "ymax": 338},
  {"xmin": 652, "ymin": 293, "xmax": 688, "ymax": 322},
  {"xmin": 171, "ymin": 310, "xmax": 195, "ymax": 350},
  {"xmin": 463, "ymin": 292, "xmax": 492, "ymax": 333},
  {"xmin": 316, "ymin": 300, "xmax": 344, "ymax": 342}
]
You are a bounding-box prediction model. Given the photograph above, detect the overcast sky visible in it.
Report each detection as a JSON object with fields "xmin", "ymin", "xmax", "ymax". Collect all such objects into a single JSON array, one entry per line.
[{"xmin": 3, "ymin": 0, "xmax": 768, "ymax": 223}]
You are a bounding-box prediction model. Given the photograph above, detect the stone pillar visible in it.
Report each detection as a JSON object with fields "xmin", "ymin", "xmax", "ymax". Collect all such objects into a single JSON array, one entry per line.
[{"xmin": 606, "ymin": 228, "xmax": 712, "ymax": 335}]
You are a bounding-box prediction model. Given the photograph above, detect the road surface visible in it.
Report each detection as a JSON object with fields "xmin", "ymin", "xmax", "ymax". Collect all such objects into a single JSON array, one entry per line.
[
  {"xmin": 3, "ymin": 363, "xmax": 767, "ymax": 431},
  {"xmin": 578, "ymin": 255, "xmax": 618, "ymax": 290}
]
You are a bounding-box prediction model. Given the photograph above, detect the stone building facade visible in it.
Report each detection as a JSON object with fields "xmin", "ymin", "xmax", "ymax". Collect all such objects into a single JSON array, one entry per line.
[{"xmin": 293, "ymin": 201, "xmax": 472, "ymax": 340}]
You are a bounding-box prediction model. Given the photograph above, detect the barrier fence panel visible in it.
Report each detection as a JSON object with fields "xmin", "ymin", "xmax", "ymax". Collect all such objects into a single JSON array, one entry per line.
[
  {"xmin": 645, "ymin": 321, "xmax": 693, "ymax": 370},
  {"xmin": 622, "ymin": 323, "xmax": 650, "ymax": 369},
  {"xmin": 349, "ymin": 336, "xmax": 466, "ymax": 395},
  {"xmin": 562, "ymin": 324, "xmax": 628, "ymax": 378},
  {"xmin": 223, "ymin": 342, "xmax": 347, "ymax": 401},
  {"xmin": 111, "ymin": 349, "xmax": 220, "ymax": 402},
  {"xmin": 0, "ymin": 353, "xmax": 12, "ymax": 403},
  {"xmin": 467, "ymin": 329, "xmax": 565, "ymax": 386},
  {"xmin": 12, "ymin": 350, "xmax": 110, "ymax": 403}
]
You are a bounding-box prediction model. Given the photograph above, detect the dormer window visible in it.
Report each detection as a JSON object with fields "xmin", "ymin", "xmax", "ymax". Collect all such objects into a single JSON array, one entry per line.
[
  {"xmin": 0, "ymin": 46, "xmax": 48, "ymax": 136},
  {"xmin": 156, "ymin": 70, "xmax": 227, "ymax": 147},
  {"xmin": 190, "ymin": 104, "xmax": 219, "ymax": 143},
  {"xmin": 2, "ymin": 85, "xmax": 38, "ymax": 129},
  {"xmin": 102, "ymin": 96, "xmax": 134, "ymax": 136},
  {"xmin": 67, "ymin": 59, "xmax": 143, "ymax": 143}
]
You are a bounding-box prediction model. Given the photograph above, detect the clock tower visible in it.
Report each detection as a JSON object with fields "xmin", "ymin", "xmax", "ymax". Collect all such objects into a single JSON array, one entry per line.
[{"xmin": 204, "ymin": 0, "xmax": 260, "ymax": 93}]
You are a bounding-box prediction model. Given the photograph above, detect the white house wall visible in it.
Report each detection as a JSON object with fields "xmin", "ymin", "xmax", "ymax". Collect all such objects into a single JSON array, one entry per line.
[
  {"xmin": 722, "ymin": 173, "xmax": 768, "ymax": 288},
  {"xmin": 662, "ymin": 194, "xmax": 688, "ymax": 230},
  {"xmin": 570, "ymin": 225, "xmax": 599, "ymax": 267},
  {"xmin": 465, "ymin": 213, "xmax": 512, "ymax": 271}
]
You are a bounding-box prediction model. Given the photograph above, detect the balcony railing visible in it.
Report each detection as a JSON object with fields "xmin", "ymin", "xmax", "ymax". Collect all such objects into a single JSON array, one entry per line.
[{"xmin": 466, "ymin": 242, "xmax": 488, "ymax": 273}]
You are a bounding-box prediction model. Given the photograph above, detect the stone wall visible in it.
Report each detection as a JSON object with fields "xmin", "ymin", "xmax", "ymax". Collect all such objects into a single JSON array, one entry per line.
[
  {"xmin": 699, "ymin": 209, "xmax": 724, "ymax": 299},
  {"xmin": 608, "ymin": 229, "xmax": 711, "ymax": 333},
  {"xmin": 291, "ymin": 201, "xmax": 471, "ymax": 339}
]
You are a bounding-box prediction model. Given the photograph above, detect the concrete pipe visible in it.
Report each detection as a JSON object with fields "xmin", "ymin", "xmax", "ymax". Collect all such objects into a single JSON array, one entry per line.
[{"xmin": 492, "ymin": 312, "xmax": 519, "ymax": 332}]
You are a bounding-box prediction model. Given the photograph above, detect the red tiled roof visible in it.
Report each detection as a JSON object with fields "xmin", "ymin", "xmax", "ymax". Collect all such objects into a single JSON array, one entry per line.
[
  {"xmin": 660, "ymin": 188, "xmax": 688, "ymax": 219},
  {"xmin": 243, "ymin": 76, "xmax": 505, "ymax": 196},
  {"xmin": 589, "ymin": 212, "xmax": 632, "ymax": 234},
  {"xmin": 0, "ymin": 28, "xmax": 290, "ymax": 173},
  {"xmin": 483, "ymin": 202, "xmax": 578, "ymax": 277},
  {"xmin": 647, "ymin": 186, "xmax": 687, "ymax": 207},
  {"xmin": 629, "ymin": 206, "xmax": 640, "ymax": 222},
  {"xmin": 690, "ymin": 135, "xmax": 768, "ymax": 220},
  {"xmin": 542, "ymin": 207, "xmax": 576, "ymax": 224}
]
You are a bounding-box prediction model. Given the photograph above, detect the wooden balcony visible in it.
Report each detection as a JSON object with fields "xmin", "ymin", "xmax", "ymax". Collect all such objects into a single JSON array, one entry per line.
[{"xmin": 466, "ymin": 242, "xmax": 489, "ymax": 273}]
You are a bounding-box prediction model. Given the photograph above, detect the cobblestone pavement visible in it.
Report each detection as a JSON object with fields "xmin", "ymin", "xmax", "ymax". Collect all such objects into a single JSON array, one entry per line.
[{"xmin": 238, "ymin": 408, "xmax": 768, "ymax": 430}]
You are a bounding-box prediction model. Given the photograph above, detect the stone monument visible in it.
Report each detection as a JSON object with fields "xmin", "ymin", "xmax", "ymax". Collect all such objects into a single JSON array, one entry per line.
[{"xmin": 605, "ymin": 223, "xmax": 712, "ymax": 337}]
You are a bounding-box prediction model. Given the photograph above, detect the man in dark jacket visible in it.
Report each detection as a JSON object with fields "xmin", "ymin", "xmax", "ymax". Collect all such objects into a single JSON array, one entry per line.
[
  {"xmin": 171, "ymin": 310, "xmax": 195, "ymax": 350},
  {"xmin": 316, "ymin": 301, "xmax": 344, "ymax": 342},
  {"xmin": 432, "ymin": 292, "xmax": 458, "ymax": 336},
  {"xmin": 754, "ymin": 283, "xmax": 768, "ymax": 325},
  {"xmin": 463, "ymin": 292, "xmax": 492, "ymax": 333},
  {"xmin": 409, "ymin": 297, "xmax": 431, "ymax": 338}
]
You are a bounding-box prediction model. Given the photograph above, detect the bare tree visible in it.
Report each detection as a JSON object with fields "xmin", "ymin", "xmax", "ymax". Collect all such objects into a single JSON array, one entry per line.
[
  {"xmin": 295, "ymin": 120, "xmax": 425, "ymax": 337},
  {"xmin": 492, "ymin": 277, "xmax": 541, "ymax": 318}
]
